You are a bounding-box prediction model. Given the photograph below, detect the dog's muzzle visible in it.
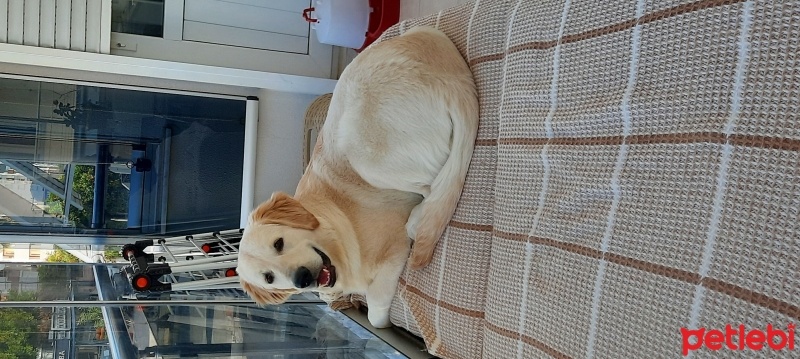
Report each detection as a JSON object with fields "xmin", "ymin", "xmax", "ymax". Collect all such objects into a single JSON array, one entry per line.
[{"xmin": 292, "ymin": 248, "xmax": 337, "ymax": 289}]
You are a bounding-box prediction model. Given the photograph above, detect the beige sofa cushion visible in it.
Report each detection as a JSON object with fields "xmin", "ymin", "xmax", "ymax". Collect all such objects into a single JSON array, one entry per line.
[{"xmin": 377, "ymin": 0, "xmax": 800, "ymax": 358}]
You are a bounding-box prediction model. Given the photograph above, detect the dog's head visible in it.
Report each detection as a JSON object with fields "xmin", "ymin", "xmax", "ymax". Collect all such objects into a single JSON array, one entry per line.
[{"xmin": 237, "ymin": 192, "xmax": 339, "ymax": 305}]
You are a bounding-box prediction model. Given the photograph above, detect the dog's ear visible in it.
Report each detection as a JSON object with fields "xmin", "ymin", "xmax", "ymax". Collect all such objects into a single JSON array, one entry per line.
[
  {"xmin": 241, "ymin": 280, "xmax": 298, "ymax": 305},
  {"xmin": 250, "ymin": 192, "xmax": 319, "ymax": 230}
]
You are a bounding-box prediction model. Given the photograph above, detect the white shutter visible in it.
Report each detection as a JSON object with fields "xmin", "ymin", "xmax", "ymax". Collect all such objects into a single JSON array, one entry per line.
[
  {"xmin": 55, "ymin": 0, "xmax": 71, "ymax": 49},
  {"xmin": 0, "ymin": 0, "xmax": 118, "ymax": 54},
  {"xmin": 7, "ymin": 0, "xmax": 23, "ymax": 45},
  {"xmin": 22, "ymin": 0, "xmax": 40, "ymax": 46},
  {"xmin": 40, "ymin": 0, "xmax": 56, "ymax": 48},
  {"xmin": 70, "ymin": 0, "xmax": 86, "ymax": 51},
  {"xmin": 85, "ymin": 0, "xmax": 101, "ymax": 52},
  {"xmin": 0, "ymin": 0, "xmax": 8, "ymax": 43},
  {"xmin": 99, "ymin": 0, "xmax": 111, "ymax": 53}
]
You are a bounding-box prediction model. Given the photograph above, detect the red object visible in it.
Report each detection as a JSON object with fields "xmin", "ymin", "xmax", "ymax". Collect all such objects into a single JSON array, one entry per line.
[
  {"xmin": 303, "ymin": 7, "xmax": 317, "ymax": 23},
  {"xmin": 132, "ymin": 274, "xmax": 151, "ymax": 291},
  {"xmin": 357, "ymin": 0, "xmax": 400, "ymax": 52},
  {"xmin": 225, "ymin": 268, "xmax": 237, "ymax": 277}
]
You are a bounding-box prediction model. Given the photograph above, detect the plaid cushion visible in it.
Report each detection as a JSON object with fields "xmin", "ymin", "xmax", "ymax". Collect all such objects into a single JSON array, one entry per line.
[{"xmin": 377, "ymin": 0, "xmax": 800, "ymax": 357}]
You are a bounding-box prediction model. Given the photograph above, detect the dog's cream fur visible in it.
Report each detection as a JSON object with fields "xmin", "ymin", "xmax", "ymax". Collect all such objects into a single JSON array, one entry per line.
[{"xmin": 237, "ymin": 26, "xmax": 478, "ymax": 328}]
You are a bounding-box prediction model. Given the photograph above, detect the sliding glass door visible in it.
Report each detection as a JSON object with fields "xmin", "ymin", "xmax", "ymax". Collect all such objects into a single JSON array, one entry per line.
[{"xmin": 0, "ymin": 77, "xmax": 247, "ymax": 237}]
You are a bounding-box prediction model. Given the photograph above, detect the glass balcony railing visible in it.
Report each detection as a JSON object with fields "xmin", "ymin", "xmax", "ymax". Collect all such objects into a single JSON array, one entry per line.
[{"xmin": 0, "ymin": 261, "xmax": 407, "ymax": 359}]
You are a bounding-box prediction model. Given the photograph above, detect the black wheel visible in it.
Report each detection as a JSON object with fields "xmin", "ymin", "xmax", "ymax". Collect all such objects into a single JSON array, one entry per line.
[{"xmin": 121, "ymin": 244, "xmax": 137, "ymax": 260}]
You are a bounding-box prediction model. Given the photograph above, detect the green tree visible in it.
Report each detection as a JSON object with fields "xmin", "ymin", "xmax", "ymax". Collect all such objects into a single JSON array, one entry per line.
[
  {"xmin": 2, "ymin": 291, "xmax": 47, "ymax": 345},
  {"xmin": 0, "ymin": 308, "xmax": 38, "ymax": 359},
  {"xmin": 77, "ymin": 307, "xmax": 104, "ymax": 328},
  {"xmin": 45, "ymin": 247, "xmax": 81, "ymax": 263},
  {"xmin": 40, "ymin": 248, "xmax": 80, "ymax": 294},
  {"xmin": 36, "ymin": 264, "xmax": 67, "ymax": 284},
  {"xmin": 44, "ymin": 196, "xmax": 63, "ymax": 217},
  {"xmin": 6, "ymin": 290, "xmax": 37, "ymax": 302},
  {"xmin": 45, "ymin": 165, "xmax": 93, "ymax": 227},
  {"xmin": 45, "ymin": 165, "xmax": 128, "ymax": 229},
  {"xmin": 105, "ymin": 174, "xmax": 130, "ymax": 230},
  {"xmin": 104, "ymin": 246, "xmax": 122, "ymax": 261}
]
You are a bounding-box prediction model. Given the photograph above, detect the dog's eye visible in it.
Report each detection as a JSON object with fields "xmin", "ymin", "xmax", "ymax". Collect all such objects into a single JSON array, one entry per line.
[
  {"xmin": 274, "ymin": 238, "xmax": 284, "ymax": 252},
  {"xmin": 264, "ymin": 272, "xmax": 274, "ymax": 284}
]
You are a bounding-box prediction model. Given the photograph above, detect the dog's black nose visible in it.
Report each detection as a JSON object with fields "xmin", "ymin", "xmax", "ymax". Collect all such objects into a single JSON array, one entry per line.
[{"xmin": 293, "ymin": 267, "xmax": 314, "ymax": 288}]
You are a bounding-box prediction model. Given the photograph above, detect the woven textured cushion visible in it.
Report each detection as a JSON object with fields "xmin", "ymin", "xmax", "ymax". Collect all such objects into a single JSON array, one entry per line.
[{"xmin": 375, "ymin": 0, "xmax": 800, "ymax": 358}]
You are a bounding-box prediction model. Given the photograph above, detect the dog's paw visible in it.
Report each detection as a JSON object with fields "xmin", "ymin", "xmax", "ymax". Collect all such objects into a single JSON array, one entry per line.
[{"xmin": 368, "ymin": 307, "xmax": 392, "ymax": 329}]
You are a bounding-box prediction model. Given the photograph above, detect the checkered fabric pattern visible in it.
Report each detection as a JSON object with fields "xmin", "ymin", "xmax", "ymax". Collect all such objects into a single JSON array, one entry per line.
[{"xmin": 375, "ymin": 0, "xmax": 800, "ymax": 358}]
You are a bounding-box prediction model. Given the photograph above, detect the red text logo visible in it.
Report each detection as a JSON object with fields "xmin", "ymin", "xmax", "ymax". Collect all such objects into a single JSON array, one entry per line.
[{"xmin": 681, "ymin": 324, "xmax": 795, "ymax": 356}]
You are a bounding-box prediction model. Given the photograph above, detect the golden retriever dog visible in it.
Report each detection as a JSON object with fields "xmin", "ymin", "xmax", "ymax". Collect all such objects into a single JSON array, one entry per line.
[{"xmin": 237, "ymin": 26, "xmax": 478, "ymax": 328}]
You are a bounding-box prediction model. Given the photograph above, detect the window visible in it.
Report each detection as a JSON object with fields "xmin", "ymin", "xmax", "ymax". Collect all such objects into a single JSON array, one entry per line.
[
  {"xmin": 111, "ymin": 0, "xmax": 165, "ymax": 37},
  {"xmin": 0, "ymin": 77, "xmax": 247, "ymax": 236}
]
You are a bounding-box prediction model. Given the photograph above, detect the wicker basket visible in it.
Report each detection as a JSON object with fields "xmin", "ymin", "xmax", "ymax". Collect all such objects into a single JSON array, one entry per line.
[{"xmin": 302, "ymin": 93, "xmax": 333, "ymax": 171}]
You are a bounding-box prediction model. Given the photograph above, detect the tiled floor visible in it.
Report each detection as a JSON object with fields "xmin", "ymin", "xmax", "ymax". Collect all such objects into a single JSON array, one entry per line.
[{"xmin": 337, "ymin": 0, "xmax": 474, "ymax": 76}]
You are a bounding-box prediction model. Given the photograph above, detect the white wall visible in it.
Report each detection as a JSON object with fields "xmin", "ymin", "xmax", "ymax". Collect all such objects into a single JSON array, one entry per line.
[
  {"xmin": 252, "ymin": 89, "xmax": 321, "ymax": 206},
  {"xmin": 0, "ymin": 42, "xmax": 337, "ymax": 95},
  {"xmin": 0, "ymin": 62, "xmax": 255, "ymax": 97},
  {"xmin": 111, "ymin": 32, "xmax": 334, "ymax": 78}
]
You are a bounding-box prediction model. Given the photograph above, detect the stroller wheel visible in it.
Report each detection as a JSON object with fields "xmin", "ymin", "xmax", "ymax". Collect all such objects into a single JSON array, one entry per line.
[{"xmin": 132, "ymin": 274, "xmax": 152, "ymax": 291}]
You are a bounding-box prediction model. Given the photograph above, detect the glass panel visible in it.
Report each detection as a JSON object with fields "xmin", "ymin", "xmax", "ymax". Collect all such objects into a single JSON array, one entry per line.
[
  {"xmin": 0, "ymin": 263, "xmax": 99, "ymax": 301},
  {"xmin": 0, "ymin": 262, "xmax": 407, "ymax": 358},
  {"xmin": 0, "ymin": 305, "xmax": 112, "ymax": 359},
  {"xmin": 111, "ymin": 0, "xmax": 165, "ymax": 37},
  {"xmin": 0, "ymin": 263, "xmax": 109, "ymax": 358},
  {"xmin": 130, "ymin": 303, "xmax": 406, "ymax": 358},
  {"xmin": 0, "ymin": 78, "xmax": 246, "ymax": 236}
]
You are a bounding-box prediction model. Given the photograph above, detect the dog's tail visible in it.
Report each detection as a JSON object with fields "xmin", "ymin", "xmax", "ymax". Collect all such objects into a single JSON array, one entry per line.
[{"xmin": 408, "ymin": 76, "xmax": 479, "ymax": 270}]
